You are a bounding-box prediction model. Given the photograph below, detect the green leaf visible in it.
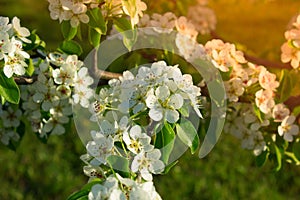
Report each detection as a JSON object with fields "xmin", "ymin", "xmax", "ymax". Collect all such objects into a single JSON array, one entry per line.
[
  {"xmin": 113, "ymin": 17, "xmax": 137, "ymax": 51},
  {"xmin": 123, "ymin": 29, "xmax": 137, "ymax": 51},
  {"xmin": 107, "ymin": 155, "xmax": 130, "ymax": 177},
  {"xmin": 87, "ymin": 8, "xmax": 107, "ymax": 34},
  {"xmin": 271, "ymin": 143, "xmax": 282, "ymax": 171},
  {"xmin": 113, "ymin": 17, "xmax": 132, "ymax": 33},
  {"xmin": 154, "ymin": 122, "xmax": 176, "ymax": 164},
  {"xmin": 0, "ymin": 71, "xmax": 20, "ymax": 104},
  {"xmin": 59, "ymin": 40, "xmax": 83, "ymax": 55},
  {"xmin": 88, "ymin": 27, "xmax": 101, "ymax": 48},
  {"xmin": 23, "ymin": 31, "xmax": 45, "ymax": 51},
  {"xmin": 178, "ymin": 104, "xmax": 189, "ymax": 117},
  {"xmin": 292, "ymin": 105, "xmax": 300, "ymax": 117},
  {"xmin": 293, "ymin": 141, "xmax": 300, "ymax": 161},
  {"xmin": 1, "ymin": 95, "xmax": 6, "ymax": 105},
  {"xmin": 220, "ymin": 66, "xmax": 233, "ymax": 81},
  {"xmin": 61, "ymin": 21, "xmax": 78, "ymax": 41},
  {"xmin": 253, "ymin": 104, "xmax": 263, "ymax": 123},
  {"xmin": 67, "ymin": 178, "xmax": 102, "ymax": 200},
  {"xmin": 26, "ymin": 59, "xmax": 35, "ymax": 76},
  {"xmin": 278, "ymin": 69, "xmax": 293, "ymax": 102},
  {"xmin": 162, "ymin": 160, "xmax": 178, "ymax": 174},
  {"xmin": 255, "ymin": 150, "xmax": 269, "ymax": 167},
  {"xmin": 176, "ymin": 118, "xmax": 199, "ymax": 154}
]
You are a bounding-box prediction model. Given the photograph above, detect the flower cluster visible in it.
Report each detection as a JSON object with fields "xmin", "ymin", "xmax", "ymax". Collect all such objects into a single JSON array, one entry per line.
[
  {"xmin": 0, "ymin": 16, "xmax": 30, "ymax": 78},
  {"xmin": 281, "ymin": 14, "xmax": 300, "ymax": 69},
  {"xmin": 0, "ymin": 52, "xmax": 94, "ymax": 145},
  {"xmin": 88, "ymin": 174, "xmax": 161, "ymax": 200},
  {"xmin": 0, "ymin": 106, "xmax": 22, "ymax": 146},
  {"xmin": 48, "ymin": 0, "xmax": 147, "ymax": 27},
  {"xmin": 187, "ymin": 2, "xmax": 217, "ymax": 35},
  {"xmin": 48, "ymin": 0, "xmax": 94, "ymax": 27},
  {"xmin": 21, "ymin": 53, "xmax": 94, "ymax": 138},
  {"xmin": 137, "ymin": 6, "xmax": 300, "ymax": 158},
  {"xmin": 81, "ymin": 61, "xmax": 202, "ymax": 199}
]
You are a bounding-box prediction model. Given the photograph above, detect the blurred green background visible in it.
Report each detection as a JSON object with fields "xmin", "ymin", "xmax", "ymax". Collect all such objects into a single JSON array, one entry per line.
[{"xmin": 1, "ymin": 0, "xmax": 300, "ymax": 199}]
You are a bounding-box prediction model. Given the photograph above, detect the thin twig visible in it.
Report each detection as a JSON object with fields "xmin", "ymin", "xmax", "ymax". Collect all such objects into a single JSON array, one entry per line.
[
  {"xmin": 14, "ymin": 75, "xmax": 38, "ymax": 84},
  {"xmin": 91, "ymin": 48, "xmax": 122, "ymax": 81}
]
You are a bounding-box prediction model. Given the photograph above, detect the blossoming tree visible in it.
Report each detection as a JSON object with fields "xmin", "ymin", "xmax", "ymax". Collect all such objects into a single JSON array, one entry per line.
[{"xmin": 0, "ymin": 0, "xmax": 300, "ymax": 199}]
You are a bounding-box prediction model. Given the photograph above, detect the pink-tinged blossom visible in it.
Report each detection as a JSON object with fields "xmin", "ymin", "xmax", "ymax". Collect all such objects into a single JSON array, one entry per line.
[
  {"xmin": 281, "ymin": 42, "xmax": 300, "ymax": 69},
  {"xmin": 272, "ymin": 104, "xmax": 290, "ymax": 122},
  {"xmin": 258, "ymin": 68, "xmax": 279, "ymax": 91},
  {"xmin": 255, "ymin": 89, "xmax": 275, "ymax": 114}
]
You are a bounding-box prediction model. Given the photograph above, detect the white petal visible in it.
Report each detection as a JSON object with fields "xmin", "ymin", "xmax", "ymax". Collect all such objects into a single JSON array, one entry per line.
[
  {"xmin": 130, "ymin": 125, "xmax": 142, "ymax": 139},
  {"xmin": 147, "ymin": 149, "xmax": 161, "ymax": 160},
  {"xmin": 145, "ymin": 95, "xmax": 158, "ymax": 109},
  {"xmin": 169, "ymin": 94, "xmax": 184, "ymax": 109},
  {"xmin": 3, "ymin": 65, "xmax": 13, "ymax": 78},
  {"xmin": 155, "ymin": 85, "xmax": 170, "ymax": 101},
  {"xmin": 165, "ymin": 109, "xmax": 179, "ymax": 123},
  {"xmin": 141, "ymin": 168, "xmax": 152, "ymax": 181},
  {"xmin": 284, "ymin": 133, "xmax": 293, "ymax": 142},
  {"xmin": 149, "ymin": 108, "xmax": 163, "ymax": 121},
  {"xmin": 149, "ymin": 160, "xmax": 165, "ymax": 174}
]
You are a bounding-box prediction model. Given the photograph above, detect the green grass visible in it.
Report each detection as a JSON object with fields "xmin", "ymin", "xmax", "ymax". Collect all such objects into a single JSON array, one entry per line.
[{"xmin": 1, "ymin": 0, "xmax": 300, "ymax": 199}]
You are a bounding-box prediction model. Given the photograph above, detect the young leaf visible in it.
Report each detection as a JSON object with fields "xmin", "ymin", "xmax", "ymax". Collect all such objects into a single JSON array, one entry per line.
[
  {"xmin": 162, "ymin": 160, "xmax": 178, "ymax": 174},
  {"xmin": 113, "ymin": 17, "xmax": 137, "ymax": 50},
  {"xmin": 87, "ymin": 8, "xmax": 107, "ymax": 34},
  {"xmin": 26, "ymin": 59, "xmax": 35, "ymax": 76},
  {"xmin": 61, "ymin": 21, "xmax": 78, "ymax": 41},
  {"xmin": 0, "ymin": 71, "xmax": 20, "ymax": 104},
  {"xmin": 107, "ymin": 155, "xmax": 130, "ymax": 177},
  {"xmin": 293, "ymin": 141, "xmax": 300, "ymax": 161},
  {"xmin": 278, "ymin": 69, "xmax": 293, "ymax": 102},
  {"xmin": 176, "ymin": 118, "xmax": 199, "ymax": 154},
  {"xmin": 88, "ymin": 27, "xmax": 101, "ymax": 48},
  {"xmin": 255, "ymin": 150, "xmax": 269, "ymax": 167},
  {"xmin": 253, "ymin": 104, "xmax": 263, "ymax": 123},
  {"xmin": 154, "ymin": 122, "xmax": 176, "ymax": 164},
  {"xmin": 67, "ymin": 178, "xmax": 102, "ymax": 200},
  {"xmin": 292, "ymin": 105, "xmax": 300, "ymax": 117},
  {"xmin": 59, "ymin": 40, "xmax": 83, "ymax": 55},
  {"xmin": 113, "ymin": 17, "xmax": 132, "ymax": 33},
  {"xmin": 178, "ymin": 104, "xmax": 189, "ymax": 117},
  {"xmin": 271, "ymin": 143, "xmax": 282, "ymax": 171}
]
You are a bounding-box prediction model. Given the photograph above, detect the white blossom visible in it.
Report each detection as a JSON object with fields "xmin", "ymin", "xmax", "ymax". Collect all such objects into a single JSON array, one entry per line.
[
  {"xmin": 278, "ymin": 115, "xmax": 299, "ymax": 142},
  {"xmin": 123, "ymin": 125, "xmax": 153, "ymax": 154},
  {"xmin": 131, "ymin": 149, "xmax": 165, "ymax": 181}
]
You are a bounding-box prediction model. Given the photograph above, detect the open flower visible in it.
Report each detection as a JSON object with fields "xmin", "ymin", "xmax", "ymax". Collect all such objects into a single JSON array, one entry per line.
[
  {"xmin": 122, "ymin": 0, "xmax": 147, "ymax": 27},
  {"xmin": 258, "ymin": 68, "xmax": 279, "ymax": 91},
  {"xmin": 146, "ymin": 85, "xmax": 184, "ymax": 123},
  {"xmin": 0, "ymin": 107, "xmax": 22, "ymax": 128},
  {"xmin": 131, "ymin": 149, "xmax": 165, "ymax": 181},
  {"xmin": 86, "ymin": 131, "xmax": 114, "ymax": 164},
  {"xmin": 255, "ymin": 89, "xmax": 275, "ymax": 114},
  {"xmin": 52, "ymin": 62, "xmax": 77, "ymax": 85},
  {"xmin": 272, "ymin": 104, "xmax": 290, "ymax": 122},
  {"xmin": 0, "ymin": 129, "xmax": 20, "ymax": 145},
  {"xmin": 123, "ymin": 125, "xmax": 153, "ymax": 154},
  {"xmin": 11, "ymin": 17, "xmax": 31, "ymax": 43},
  {"xmin": 278, "ymin": 115, "xmax": 299, "ymax": 142},
  {"xmin": 281, "ymin": 42, "xmax": 300, "ymax": 69},
  {"xmin": 73, "ymin": 86, "xmax": 94, "ymax": 108},
  {"xmin": 224, "ymin": 77, "xmax": 244, "ymax": 102},
  {"xmin": 42, "ymin": 113, "xmax": 69, "ymax": 135},
  {"xmin": 0, "ymin": 16, "xmax": 12, "ymax": 32}
]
